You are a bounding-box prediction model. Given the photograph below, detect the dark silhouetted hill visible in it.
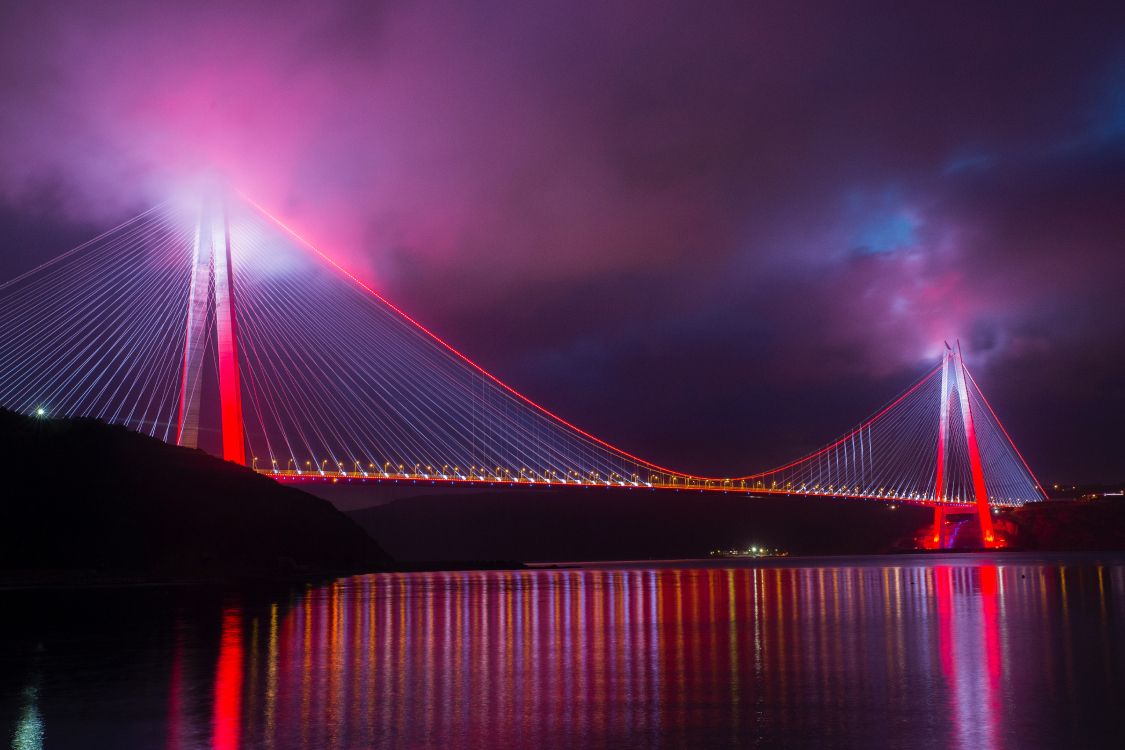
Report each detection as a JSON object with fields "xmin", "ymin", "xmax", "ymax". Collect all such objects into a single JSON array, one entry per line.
[
  {"xmin": 997, "ymin": 498, "xmax": 1125, "ymax": 550},
  {"xmin": 348, "ymin": 488, "xmax": 933, "ymax": 561},
  {"xmin": 0, "ymin": 409, "xmax": 389, "ymax": 578}
]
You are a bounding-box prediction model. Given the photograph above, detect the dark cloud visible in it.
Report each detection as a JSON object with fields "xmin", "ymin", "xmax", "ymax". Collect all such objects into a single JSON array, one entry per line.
[{"xmin": 1, "ymin": 0, "xmax": 1123, "ymax": 481}]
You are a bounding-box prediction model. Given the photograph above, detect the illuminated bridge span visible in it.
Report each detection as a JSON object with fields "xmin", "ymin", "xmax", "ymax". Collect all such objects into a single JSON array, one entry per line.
[{"xmin": 0, "ymin": 191, "xmax": 1046, "ymax": 547}]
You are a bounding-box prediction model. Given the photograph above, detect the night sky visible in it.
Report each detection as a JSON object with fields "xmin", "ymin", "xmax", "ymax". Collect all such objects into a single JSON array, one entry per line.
[{"xmin": 1, "ymin": 1, "xmax": 1123, "ymax": 483}]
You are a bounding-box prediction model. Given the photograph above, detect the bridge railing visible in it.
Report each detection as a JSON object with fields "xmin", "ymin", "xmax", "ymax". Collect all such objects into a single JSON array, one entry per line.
[{"xmin": 255, "ymin": 466, "xmax": 985, "ymax": 507}]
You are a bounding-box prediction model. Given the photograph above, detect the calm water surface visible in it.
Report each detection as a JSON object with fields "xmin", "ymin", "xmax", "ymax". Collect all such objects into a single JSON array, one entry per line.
[{"xmin": 2, "ymin": 554, "xmax": 1124, "ymax": 749}]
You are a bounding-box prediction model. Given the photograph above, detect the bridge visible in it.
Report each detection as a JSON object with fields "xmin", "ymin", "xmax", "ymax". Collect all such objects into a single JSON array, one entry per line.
[{"xmin": 0, "ymin": 190, "xmax": 1047, "ymax": 548}]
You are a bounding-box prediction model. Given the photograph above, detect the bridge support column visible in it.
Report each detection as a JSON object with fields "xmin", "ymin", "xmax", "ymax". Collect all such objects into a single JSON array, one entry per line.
[
  {"xmin": 175, "ymin": 194, "xmax": 246, "ymax": 465},
  {"xmin": 931, "ymin": 344, "xmax": 996, "ymax": 549},
  {"xmin": 176, "ymin": 212, "xmax": 210, "ymax": 450},
  {"xmin": 932, "ymin": 349, "xmax": 952, "ymax": 548},
  {"xmin": 932, "ymin": 505, "xmax": 945, "ymax": 549},
  {"xmin": 953, "ymin": 343, "xmax": 995, "ymax": 546},
  {"xmin": 211, "ymin": 206, "xmax": 246, "ymax": 465}
]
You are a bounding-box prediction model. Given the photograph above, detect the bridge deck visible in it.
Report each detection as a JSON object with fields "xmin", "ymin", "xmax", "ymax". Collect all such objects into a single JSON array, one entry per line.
[{"xmin": 260, "ymin": 469, "xmax": 988, "ymax": 509}]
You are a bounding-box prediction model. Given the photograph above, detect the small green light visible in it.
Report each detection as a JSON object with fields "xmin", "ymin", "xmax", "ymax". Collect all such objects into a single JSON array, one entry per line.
[{"xmin": 35, "ymin": 408, "xmax": 45, "ymax": 417}]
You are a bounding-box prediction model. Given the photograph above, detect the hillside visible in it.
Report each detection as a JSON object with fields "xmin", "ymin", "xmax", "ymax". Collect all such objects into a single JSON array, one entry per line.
[
  {"xmin": 0, "ymin": 409, "xmax": 390, "ymax": 579},
  {"xmin": 997, "ymin": 498, "xmax": 1125, "ymax": 550}
]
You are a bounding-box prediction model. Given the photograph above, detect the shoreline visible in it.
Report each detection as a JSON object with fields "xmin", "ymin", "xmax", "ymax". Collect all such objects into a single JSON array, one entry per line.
[{"xmin": 8, "ymin": 549, "xmax": 1125, "ymax": 591}]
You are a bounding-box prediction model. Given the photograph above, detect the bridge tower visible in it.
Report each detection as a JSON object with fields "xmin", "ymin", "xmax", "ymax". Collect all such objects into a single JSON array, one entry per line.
[
  {"xmin": 932, "ymin": 343, "xmax": 996, "ymax": 548},
  {"xmin": 175, "ymin": 194, "xmax": 246, "ymax": 465}
]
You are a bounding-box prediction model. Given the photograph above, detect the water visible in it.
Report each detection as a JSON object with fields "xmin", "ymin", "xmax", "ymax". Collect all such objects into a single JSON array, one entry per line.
[{"xmin": 2, "ymin": 554, "xmax": 1124, "ymax": 749}]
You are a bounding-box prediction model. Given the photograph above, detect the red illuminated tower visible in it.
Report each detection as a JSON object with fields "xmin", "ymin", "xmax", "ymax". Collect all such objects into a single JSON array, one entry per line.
[
  {"xmin": 175, "ymin": 194, "xmax": 246, "ymax": 465},
  {"xmin": 932, "ymin": 343, "xmax": 996, "ymax": 548}
]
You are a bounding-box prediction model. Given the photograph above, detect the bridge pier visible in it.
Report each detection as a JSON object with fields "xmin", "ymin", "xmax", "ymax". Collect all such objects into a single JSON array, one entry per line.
[{"xmin": 932, "ymin": 506, "xmax": 945, "ymax": 549}]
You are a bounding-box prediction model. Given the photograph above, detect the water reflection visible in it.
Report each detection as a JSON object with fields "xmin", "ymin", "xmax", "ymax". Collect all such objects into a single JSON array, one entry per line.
[
  {"xmin": 10, "ymin": 682, "xmax": 42, "ymax": 750},
  {"xmin": 4, "ymin": 557, "xmax": 1124, "ymax": 749}
]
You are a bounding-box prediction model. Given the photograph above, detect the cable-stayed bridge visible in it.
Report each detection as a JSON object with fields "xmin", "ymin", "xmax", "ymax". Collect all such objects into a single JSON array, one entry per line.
[{"xmin": 0, "ymin": 191, "xmax": 1047, "ymax": 548}]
